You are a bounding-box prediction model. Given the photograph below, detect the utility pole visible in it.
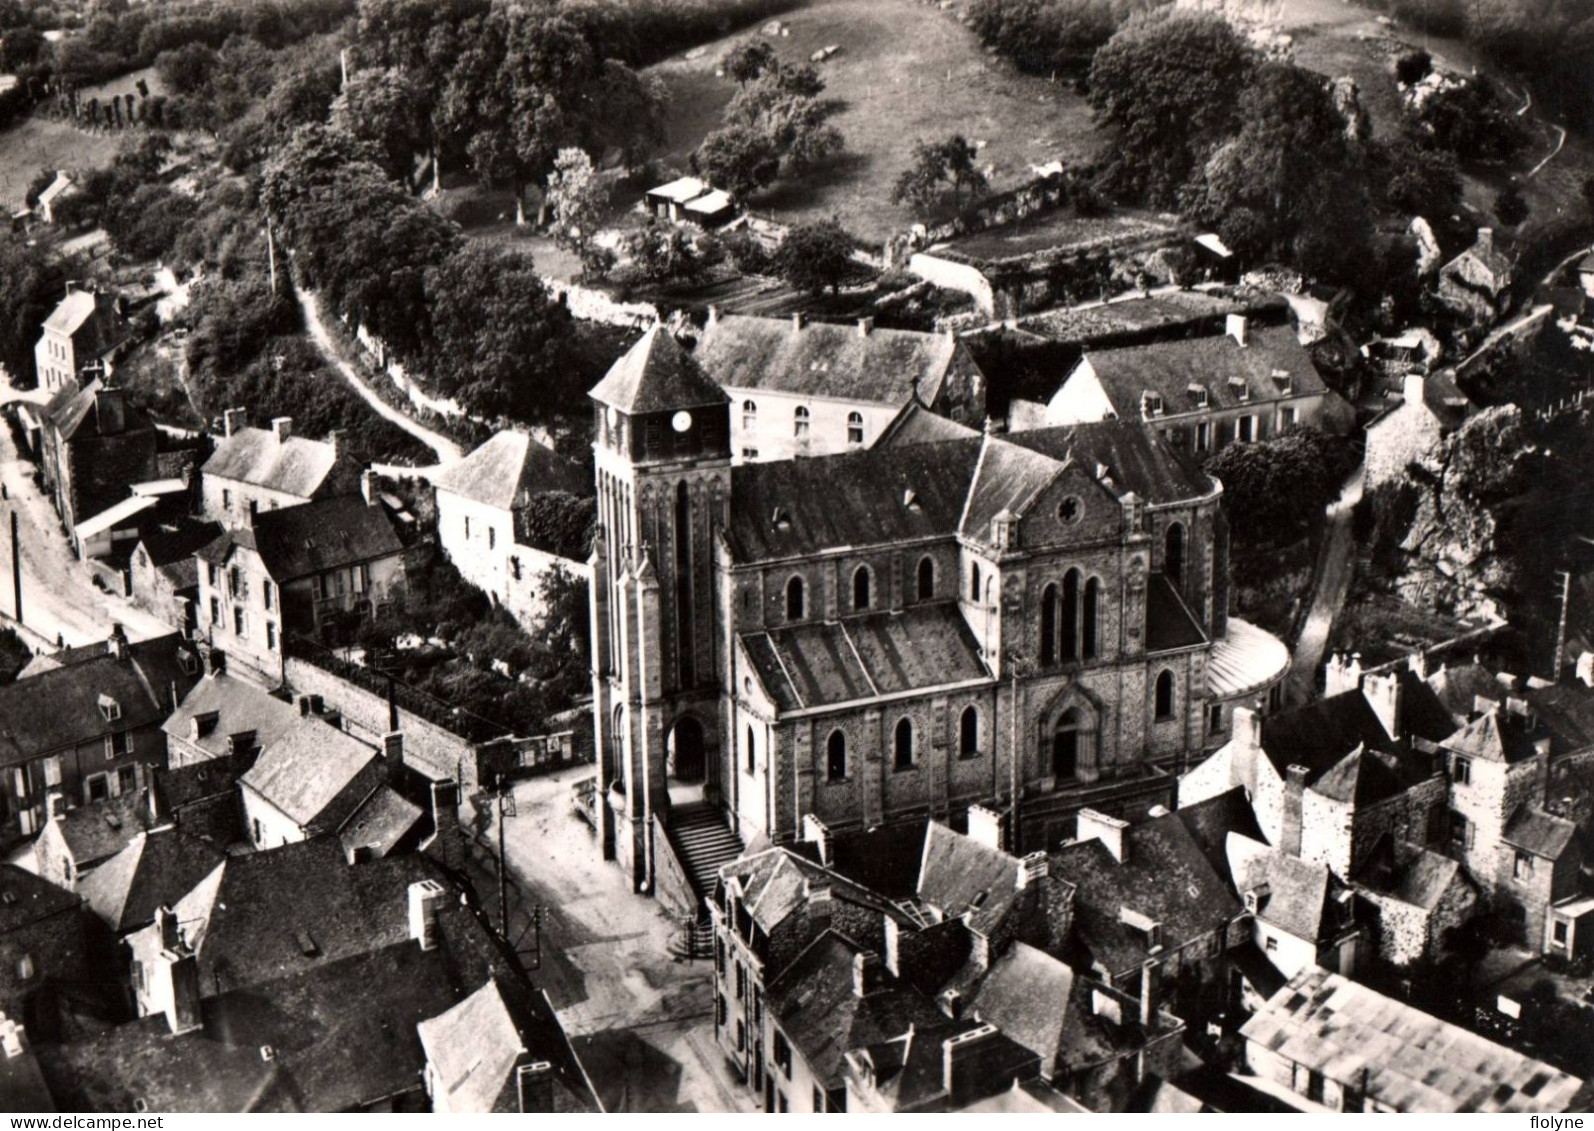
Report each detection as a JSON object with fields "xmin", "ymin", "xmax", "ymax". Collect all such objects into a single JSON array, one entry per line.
[
  {"xmin": 1553, "ymin": 570, "xmax": 1573, "ymax": 681},
  {"xmin": 497, "ymin": 780, "xmax": 509, "ymax": 939},
  {"xmin": 9, "ymin": 510, "xmax": 20, "ymax": 626},
  {"xmin": 264, "ymin": 219, "xmax": 277, "ymax": 295}
]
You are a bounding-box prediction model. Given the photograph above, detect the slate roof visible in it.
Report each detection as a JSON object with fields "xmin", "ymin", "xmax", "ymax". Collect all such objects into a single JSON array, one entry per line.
[
  {"xmin": 201, "ymin": 426, "xmax": 351, "ymax": 498},
  {"xmin": 416, "ymin": 979, "xmax": 549, "ymax": 1113},
  {"xmin": 0, "ymin": 864, "xmax": 79, "ymax": 936},
  {"xmin": 1226, "ymin": 833, "xmax": 1336, "ymax": 942},
  {"xmin": 162, "ymin": 673, "xmax": 300, "ymax": 762},
  {"xmin": 1006, "ymin": 420, "xmax": 1215, "ymax": 505},
  {"xmin": 1503, "ymin": 807, "xmax": 1578, "ymax": 860},
  {"xmin": 719, "ymin": 847, "xmax": 910, "ymax": 941},
  {"xmin": 41, "ymin": 379, "xmax": 152, "ymax": 442},
  {"xmin": 198, "ymin": 496, "xmax": 403, "ymax": 583},
  {"xmin": 1255, "ymin": 690, "xmax": 1398, "ymax": 783},
  {"xmin": 697, "ymin": 314, "xmax": 966, "ymax": 407},
  {"xmin": 1441, "ymin": 708, "xmax": 1545, "ymax": 765},
  {"xmin": 42, "ymin": 290, "xmax": 129, "ymax": 361},
  {"xmin": 337, "ymin": 786, "xmax": 423, "ymax": 859},
  {"xmin": 76, "ymin": 827, "xmax": 225, "ymax": 935},
  {"xmin": 741, "ymin": 604, "xmax": 990, "ymax": 713},
  {"xmin": 846, "ymin": 1012, "xmax": 1038, "ymax": 1112},
  {"xmin": 432, "ymin": 430, "xmax": 585, "ymax": 511},
  {"xmin": 827, "ymin": 823, "xmax": 930, "ymax": 901},
  {"xmin": 1175, "ymin": 786, "xmax": 1264, "ymax": 880},
  {"xmin": 916, "ymin": 822, "xmax": 1023, "ymax": 938},
  {"xmin": 1527, "ymin": 681, "xmax": 1594, "ymax": 754},
  {"xmin": 589, "ymin": 324, "xmax": 727, "ymax": 414},
  {"xmin": 967, "ymin": 941, "xmax": 1075, "ymax": 1069},
  {"xmin": 1353, "ymin": 835, "xmax": 1468, "ymax": 912},
  {"xmin": 1311, "ymin": 745, "xmax": 1414, "ymax": 807},
  {"xmin": 1229, "ymin": 940, "xmax": 1287, "ymax": 1000},
  {"xmin": 1444, "ymin": 229, "xmax": 1513, "ymax": 283},
  {"xmin": 1145, "ymin": 574, "xmax": 1207, "ymax": 652},
  {"xmin": 1240, "ymin": 967, "xmax": 1584, "ymax": 1113},
  {"xmin": 137, "ymin": 519, "xmax": 221, "ymax": 573},
  {"xmin": 873, "ymin": 400, "xmax": 980, "ymax": 449},
  {"xmin": 766, "ymin": 930, "xmax": 948, "ymax": 1088},
  {"xmin": 957, "ymin": 434, "xmax": 1073, "ymax": 544},
  {"xmin": 727, "ymin": 436, "xmax": 981, "ymax": 564},
  {"xmin": 240, "ymin": 716, "xmax": 382, "ymax": 831},
  {"xmin": 51, "ymin": 792, "xmax": 154, "ymax": 870},
  {"xmin": 1072, "ymin": 324, "xmax": 1326, "ymax": 420},
  {"xmin": 1051, "ymin": 806, "xmax": 1241, "ymax": 977},
  {"xmin": 154, "ymin": 756, "xmax": 246, "ymax": 815}
]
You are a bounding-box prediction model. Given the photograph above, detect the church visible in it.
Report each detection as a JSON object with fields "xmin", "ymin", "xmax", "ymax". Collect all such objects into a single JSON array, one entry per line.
[{"xmin": 586, "ymin": 318, "xmax": 1289, "ymax": 905}]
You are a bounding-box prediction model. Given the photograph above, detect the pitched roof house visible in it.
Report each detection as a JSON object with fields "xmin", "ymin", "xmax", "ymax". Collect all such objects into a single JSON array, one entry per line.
[
  {"xmin": 1437, "ymin": 227, "xmax": 1514, "ymax": 325},
  {"xmin": 162, "ymin": 670, "xmax": 301, "ymax": 768},
  {"xmin": 239, "ymin": 716, "xmax": 400, "ymax": 850},
  {"xmin": 37, "ymin": 381, "xmax": 158, "ymax": 541},
  {"xmin": 199, "ymin": 410, "xmax": 361, "ymax": 527},
  {"xmin": 1365, "ymin": 369, "xmax": 1474, "ymax": 486},
  {"xmin": 76, "ymin": 826, "xmax": 225, "ymax": 937},
  {"xmin": 34, "ymin": 288, "xmax": 131, "ymax": 393}
]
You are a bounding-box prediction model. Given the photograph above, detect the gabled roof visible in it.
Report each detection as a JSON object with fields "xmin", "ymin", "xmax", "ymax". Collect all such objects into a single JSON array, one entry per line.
[
  {"xmin": 1441, "ymin": 707, "xmax": 1547, "ymax": 765},
  {"xmin": 1226, "ymin": 833, "xmax": 1337, "ymax": 942},
  {"xmin": 588, "ymin": 325, "xmax": 727, "ymax": 414},
  {"xmin": 42, "ymin": 290, "xmax": 129, "ymax": 360},
  {"xmin": 240, "ymin": 716, "xmax": 381, "ymax": 830},
  {"xmin": 697, "ymin": 314, "xmax": 964, "ymax": 408},
  {"xmin": 162, "ymin": 673, "xmax": 300, "ymax": 762},
  {"xmin": 1503, "ymin": 806, "xmax": 1578, "ymax": 860},
  {"xmin": 1146, "ymin": 574, "xmax": 1207, "ymax": 652},
  {"xmin": 967, "ymin": 941, "xmax": 1075, "ymax": 1069},
  {"xmin": 201, "ymin": 426, "xmax": 352, "ymax": 499},
  {"xmin": 199, "ymin": 496, "xmax": 404, "ymax": 583},
  {"xmin": 916, "ymin": 823, "xmax": 1023, "ymax": 938},
  {"xmin": 1005, "ymin": 420, "xmax": 1215, "ymax": 505},
  {"xmin": 0, "ymin": 863, "xmax": 79, "ymax": 935},
  {"xmin": 50, "ymin": 791, "xmax": 154, "ymax": 870},
  {"xmin": 76, "ymin": 826, "xmax": 224, "ymax": 935},
  {"xmin": 1175, "ymin": 786, "xmax": 1264, "ymax": 879},
  {"xmin": 874, "ymin": 399, "xmax": 980, "ymax": 450},
  {"xmin": 1052, "ymin": 806, "xmax": 1240, "ymax": 977},
  {"xmin": 1353, "ymin": 835, "xmax": 1469, "ymax": 911},
  {"xmin": 1241, "ymin": 967, "xmax": 1584, "ymax": 1113},
  {"xmin": 136, "ymin": 519, "xmax": 222, "ymax": 571},
  {"xmin": 719, "ymin": 847, "xmax": 909, "ymax": 941},
  {"xmin": 36, "ymin": 172, "xmax": 72, "ymax": 206},
  {"xmin": 337, "ymin": 785, "xmax": 423, "ymax": 859},
  {"xmin": 957, "ymin": 434, "xmax": 1068, "ymax": 543},
  {"xmin": 741, "ymin": 603, "xmax": 989, "ymax": 713},
  {"xmin": 1070, "ymin": 324, "xmax": 1326, "ymax": 420},
  {"xmin": 1255, "ymin": 690, "xmax": 1398, "ymax": 783},
  {"xmin": 40, "ymin": 379, "xmax": 152, "ymax": 442},
  {"xmin": 416, "ymin": 979, "xmax": 545, "ymax": 1113},
  {"xmin": 432, "ymin": 430, "xmax": 584, "ymax": 511},
  {"xmin": 1311, "ymin": 744, "xmax": 1412, "ymax": 807},
  {"xmin": 1444, "ymin": 229, "xmax": 1512, "ymax": 282}
]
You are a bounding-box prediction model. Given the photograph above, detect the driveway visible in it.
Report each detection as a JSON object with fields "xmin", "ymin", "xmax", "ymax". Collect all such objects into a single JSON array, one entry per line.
[
  {"xmin": 475, "ymin": 765, "xmax": 755, "ymax": 1113},
  {"xmin": 1287, "ymin": 467, "xmax": 1364, "ymax": 703}
]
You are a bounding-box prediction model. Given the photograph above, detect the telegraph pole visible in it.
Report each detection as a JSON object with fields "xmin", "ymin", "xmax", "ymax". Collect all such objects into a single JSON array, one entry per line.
[
  {"xmin": 9, "ymin": 510, "xmax": 20, "ymax": 625},
  {"xmin": 1553, "ymin": 570, "xmax": 1573, "ymax": 681},
  {"xmin": 497, "ymin": 781, "xmax": 509, "ymax": 939},
  {"xmin": 264, "ymin": 219, "xmax": 277, "ymax": 295}
]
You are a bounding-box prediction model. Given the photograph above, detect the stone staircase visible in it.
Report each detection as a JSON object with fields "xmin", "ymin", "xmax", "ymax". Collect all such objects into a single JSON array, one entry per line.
[{"xmin": 665, "ymin": 801, "xmax": 746, "ymax": 909}]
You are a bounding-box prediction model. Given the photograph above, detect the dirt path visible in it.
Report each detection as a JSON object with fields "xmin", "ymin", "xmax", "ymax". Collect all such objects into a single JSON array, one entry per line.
[
  {"xmin": 1287, "ymin": 467, "xmax": 1365, "ymax": 703},
  {"xmin": 293, "ymin": 283, "xmax": 463, "ymax": 466}
]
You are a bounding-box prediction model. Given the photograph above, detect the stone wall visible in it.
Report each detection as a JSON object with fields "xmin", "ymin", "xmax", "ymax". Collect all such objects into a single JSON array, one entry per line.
[
  {"xmin": 652, "ymin": 814, "xmax": 699, "ymax": 920},
  {"xmin": 906, "ymin": 253, "xmax": 996, "ymax": 316}
]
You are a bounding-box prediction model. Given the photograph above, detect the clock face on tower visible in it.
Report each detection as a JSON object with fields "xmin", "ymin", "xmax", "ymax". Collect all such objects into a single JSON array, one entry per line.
[{"xmin": 671, "ymin": 410, "xmax": 693, "ymax": 433}]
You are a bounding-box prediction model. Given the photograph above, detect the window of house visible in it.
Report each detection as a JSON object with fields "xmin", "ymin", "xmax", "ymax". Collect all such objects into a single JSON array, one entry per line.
[
  {"xmin": 773, "ymin": 1031, "xmax": 792, "ymax": 1076},
  {"xmin": 736, "ymin": 1020, "xmax": 745, "ymax": 1051},
  {"xmin": 222, "ymin": 488, "xmax": 232, "ymax": 509},
  {"xmin": 894, "ymin": 718, "xmax": 914, "ymax": 770},
  {"xmin": 1058, "ymin": 497, "xmax": 1081, "ymax": 524},
  {"xmin": 1264, "ymin": 935, "xmax": 1278, "ymax": 953},
  {"xmin": 1235, "ymin": 415, "xmax": 1256, "ymax": 443},
  {"xmin": 86, "ymin": 774, "xmax": 109, "ymax": 802},
  {"xmin": 826, "ymin": 731, "xmax": 846, "ymax": 781},
  {"xmin": 226, "ymin": 567, "xmax": 241, "ymax": 601},
  {"xmin": 206, "ymin": 562, "xmax": 218, "ymax": 587},
  {"xmin": 234, "ymin": 607, "xmax": 246, "ymax": 636},
  {"xmin": 916, "ymin": 557, "xmax": 934, "ymax": 600},
  {"xmin": 464, "ymin": 516, "xmax": 471, "ymax": 539},
  {"xmin": 263, "ymin": 579, "xmax": 275, "ymax": 610},
  {"xmin": 745, "ymin": 726, "xmax": 756, "ymax": 774},
  {"xmin": 847, "ymin": 412, "xmax": 864, "ymax": 445},
  {"xmin": 969, "ymin": 562, "xmax": 982, "ymax": 603},
  {"xmin": 106, "ymin": 730, "xmax": 131, "ymax": 759},
  {"xmin": 266, "ymin": 622, "xmax": 278, "ymax": 652},
  {"xmin": 1280, "ymin": 406, "xmax": 1298, "ymax": 430},
  {"xmin": 793, "ymin": 406, "xmax": 810, "ymax": 438},
  {"xmin": 510, "ymin": 557, "xmax": 522, "ymax": 581},
  {"xmin": 814, "ymin": 1087, "xmax": 826, "ymax": 1113},
  {"xmin": 1449, "ymin": 810, "xmax": 1471, "ymax": 848},
  {"xmin": 959, "ymin": 706, "xmax": 979, "ymax": 759},
  {"xmin": 1450, "ymin": 754, "xmax": 1471, "ymax": 785},
  {"xmin": 1555, "ymin": 920, "xmax": 1570, "ymax": 946},
  {"xmin": 1195, "ymin": 421, "xmax": 1212, "ymax": 453},
  {"xmin": 741, "ymin": 448, "xmax": 759, "ymax": 460},
  {"xmin": 488, "ymin": 526, "xmax": 496, "ymax": 550},
  {"xmin": 117, "ymin": 765, "xmax": 137, "ymax": 794},
  {"xmin": 742, "ymin": 400, "xmax": 757, "ymax": 430},
  {"xmin": 98, "ymin": 695, "xmax": 120, "ymax": 723},
  {"xmin": 735, "ymin": 963, "xmax": 746, "ymax": 1001},
  {"xmin": 852, "ymin": 566, "xmax": 870, "ymax": 611},
  {"xmin": 1153, "ymin": 670, "xmax": 1176, "ymax": 720},
  {"xmin": 716, "ymin": 995, "xmax": 727, "ymax": 1026},
  {"xmin": 1514, "ymin": 850, "xmax": 1535, "ymax": 881},
  {"xmin": 715, "ymin": 938, "xmax": 725, "ymax": 974},
  {"xmin": 1207, "ymin": 703, "xmax": 1224, "ymax": 735},
  {"xmin": 786, "ymin": 576, "xmax": 805, "ymax": 620}
]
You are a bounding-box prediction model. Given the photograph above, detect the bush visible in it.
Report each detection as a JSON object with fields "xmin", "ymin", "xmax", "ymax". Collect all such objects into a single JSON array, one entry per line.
[{"xmin": 1395, "ymin": 48, "xmax": 1432, "ymax": 86}]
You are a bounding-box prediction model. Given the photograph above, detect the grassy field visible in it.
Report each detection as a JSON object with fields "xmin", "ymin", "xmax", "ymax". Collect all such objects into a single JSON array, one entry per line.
[
  {"xmin": 647, "ymin": 0, "xmax": 1104, "ymax": 243},
  {"xmin": 0, "ymin": 65, "xmax": 167, "ymax": 208}
]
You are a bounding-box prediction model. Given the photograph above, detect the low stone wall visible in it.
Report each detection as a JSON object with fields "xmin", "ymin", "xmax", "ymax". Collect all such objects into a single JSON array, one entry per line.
[
  {"xmin": 545, "ymin": 279, "xmax": 660, "ymax": 330},
  {"xmin": 907, "ymin": 253, "xmax": 996, "ymax": 315},
  {"xmin": 652, "ymin": 814, "xmax": 700, "ymax": 921}
]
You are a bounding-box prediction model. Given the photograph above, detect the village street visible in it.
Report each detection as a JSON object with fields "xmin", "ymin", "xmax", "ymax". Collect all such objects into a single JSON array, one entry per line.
[
  {"xmin": 469, "ymin": 765, "xmax": 755, "ymax": 1114},
  {"xmin": 0, "ymin": 376, "xmax": 174, "ymax": 650}
]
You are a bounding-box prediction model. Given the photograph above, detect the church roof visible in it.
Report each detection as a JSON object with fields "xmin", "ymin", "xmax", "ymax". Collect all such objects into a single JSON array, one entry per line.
[
  {"xmin": 957, "ymin": 435, "xmax": 1069, "ymax": 544},
  {"xmin": 874, "ymin": 400, "xmax": 980, "ymax": 449},
  {"xmin": 1006, "ymin": 421, "xmax": 1214, "ymax": 505},
  {"xmin": 740, "ymin": 603, "xmax": 989, "ymax": 713},
  {"xmin": 589, "ymin": 325, "xmax": 727, "ymax": 414}
]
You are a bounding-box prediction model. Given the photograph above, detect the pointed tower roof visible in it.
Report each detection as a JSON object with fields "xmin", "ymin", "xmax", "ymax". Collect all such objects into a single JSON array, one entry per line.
[{"xmin": 589, "ymin": 324, "xmax": 727, "ymax": 414}]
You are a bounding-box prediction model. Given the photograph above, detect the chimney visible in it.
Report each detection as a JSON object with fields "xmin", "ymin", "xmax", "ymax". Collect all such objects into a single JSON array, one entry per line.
[
  {"xmin": 94, "ymin": 387, "xmax": 126, "ymax": 435},
  {"xmin": 0, "ymin": 1014, "xmax": 22, "ymax": 1059},
  {"xmin": 1476, "ymin": 227, "xmax": 1494, "ymax": 254},
  {"xmin": 270, "ymin": 417, "xmax": 293, "ymax": 442},
  {"xmin": 1409, "ymin": 647, "xmax": 1431, "ymax": 681},
  {"xmin": 201, "ymin": 645, "xmax": 225, "ymax": 677},
  {"xmin": 408, "ymin": 879, "xmax": 447, "ymax": 950},
  {"xmin": 852, "ymin": 950, "xmax": 884, "ymax": 998},
  {"xmin": 800, "ymin": 813, "xmax": 832, "ymax": 865},
  {"xmin": 223, "ymin": 408, "xmax": 247, "ymax": 438},
  {"xmin": 1243, "ymin": 882, "xmax": 1270, "ymax": 915},
  {"xmin": 107, "ymin": 622, "xmax": 128, "ymax": 660},
  {"xmin": 792, "ymin": 312, "xmax": 806, "ymax": 332},
  {"xmin": 1016, "ymin": 851, "xmax": 1048, "ymax": 890},
  {"xmin": 297, "ymin": 694, "xmax": 311, "ymax": 717},
  {"xmin": 382, "ymin": 731, "xmax": 404, "ymax": 766},
  {"xmin": 427, "ymin": 779, "xmax": 463, "ymax": 869},
  {"xmin": 361, "ymin": 469, "xmax": 379, "ymax": 506},
  {"xmin": 1233, "ymin": 704, "xmax": 1264, "ymax": 755},
  {"xmin": 1077, "ymin": 809, "xmax": 1129, "ymax": 863},
  {"xmin": 1139, "ymin": 960, "xmax": 1159, "ymax": 1029},
  {"xmin": 328, "ymin": 430, "xmax": 344, "ymax": 458},
  {"xmin": 46, "ymin": 792, "xmax": 66, "ymax": 821},
  {"xmin": 151, "ymin": 938, "xmax": 202, "ymax": 1036},
  {"xmin": 706, "ymin": 304, "xmax": 720, "ymax": 325},
  {"xmin": 1402, "ymin": 371, "xmax": 1427, "ymax": 410},
  {"xmin": 1281, "ymin": 765, "xmax": 1309, "ymax": 855},
  {"xmin": 516, "ymin": 1060, "xmax": 556, "ymax": 1113},
  {"xmin": 942, "ymin": 1024, "xmax": 1000, "ymax": 1105},
  {"xmin": 882, "ymin": 914, "xmax": 901, "ymax": 976},
  {"xmin": 1091, "ymin": 987, "xmax": 1123, "ymax": 1025},
  {"xmin": 1363, "ymin": 670, "xmax": 1403, "ymax": 740},
  {"xmin": 308, "ymin": 694, "xmax": 324, "ymax": 715},
  {"xmin": 1226, "ymin": 313, "xmax": 1249, "ymax": 347},
  {"xmin": 857, "ymin": 316, "xmax": 874, "ymax": 337},
  {"xmin": 967, "ymin": 804, "xmax": 1006, "ymax": 852},
  {"xmin": 938, "ymin": 987, "xmax": 963, "ymax": 1021}
]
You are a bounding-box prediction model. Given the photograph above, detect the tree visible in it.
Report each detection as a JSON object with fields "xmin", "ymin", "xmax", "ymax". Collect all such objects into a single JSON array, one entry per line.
[
  {"xmin": 628, "ymin": 218, "xmax": 708, "ymax": 287},
  {"xmin": 692, "ymin": 123, "xmax": 780, "ymax": 199},
  {"xmin": 329, "ymin": 66, "xmax": 430, "ymax": 190},
  {"xmin": 1380, "ymin": 133, "xmax": 1461, "ymax": 219},
  {"xmin": 545, "ymin": 148, "xmax": 612, "ymax": 279},
  {"xmin": 1395, "ymin": 48, "xmax": 1432, "ymax": 86},
  {"xmin": 1495, "ymin": 184, "xmax": 1529, "ymax": 227},
  {"xmin": 1583, "ymin": 174, "xmax": 1594, "ymax": 219},
  {"xmin": 721, "ymin": 38, "xmax": 776, "ymax": 85},
  {"xmin": 518, "ymin": 491, "xmax": 596, "ymax": 559},
  {"xmin": 422, "ymin": 242, "xmax": 577, "ymax": 422},
  {"xmin": 892, "ymin": 134, "xmax": 990, "ymax": 216},
  {"xmin": 773, "ymin": 217, "xmax": 855, "ymax": 295},
  {"xmin": 0, "ymin": 25, "xmax": 43, "ymax": 73},
  {"xmin": 0, "ymin": 234, "xmax": 68, "ymax": 385},
  {"xmin": 1088, "ymin": 9, "xmax": 1256, "ymax": 205},
  {"xmin": 1205, "ymin": 427, "xmax": 1356, "ymax": 543},
  {"xmin": 114, "ymin": 132, "xmax": 172, "ymax": 181}
]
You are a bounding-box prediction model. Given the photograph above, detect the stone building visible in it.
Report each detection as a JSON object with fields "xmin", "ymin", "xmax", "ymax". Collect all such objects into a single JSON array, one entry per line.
[
  {"xmin": 0, "ymin": 865, "xmax": 86, "ymax": 1032},
  {"xmin": 33, "ymin": 288, "xmax": 130, "ymax": 395},
  {"xmin": 1436, "ymin": 227, "xmax": 1514, "ymax": 326},
  {"xmin": 1363, "ymin": 370, "xmax": 1473, "ymax": 487},
  {"xmin": 199, "ymin": 410, "xmax": 361, "ymax": 528},
  {"xmin": 36, "ymin": 382, "xmax": 158, "ymax": 542},
  {"xmin": 588, "ymin": 324, "xmax": 1288, "ymax": 903}
]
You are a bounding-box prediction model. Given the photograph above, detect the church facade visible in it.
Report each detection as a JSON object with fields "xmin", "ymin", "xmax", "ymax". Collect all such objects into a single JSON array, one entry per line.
[{"xmin": 587, "ymin": 324, "xmax": 1285, "ymax": 899}]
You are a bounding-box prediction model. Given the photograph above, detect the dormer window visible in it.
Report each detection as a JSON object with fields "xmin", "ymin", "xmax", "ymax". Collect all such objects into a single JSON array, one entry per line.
[
  {"xmin": 98, "ymin": 694, "xmax": 121, "ymax": 723},
  {"xmin": 1229, "ymin": 377, "xmax": 1250, "ymax": 402},
  {"xmin": 1273, "ymin": 369, "xmax": 1294, "ymax": 395},
  {"xmin": 1141, "ymin": 391, "xmax": 1163, "ymax": 418},
  {"xmin": 1187, "ymin": 383, "xmax": 1209, "ymax": 408}
]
